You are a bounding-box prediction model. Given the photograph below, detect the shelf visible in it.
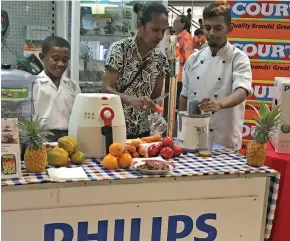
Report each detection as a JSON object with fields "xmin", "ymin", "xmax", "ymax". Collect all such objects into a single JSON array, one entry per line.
[{"xmin": 80, "ymin": 34, "xmax": 131, "ymax": 43}]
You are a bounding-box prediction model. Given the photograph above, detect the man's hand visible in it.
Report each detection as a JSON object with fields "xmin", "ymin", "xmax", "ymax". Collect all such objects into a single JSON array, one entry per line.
[
  {"xmin": 198, "ymin": 98, "xmax": 223, "ymax": 113},
  {"xmin": 129, "ymin": 96, "xmax": 156, "ymax": 110}
]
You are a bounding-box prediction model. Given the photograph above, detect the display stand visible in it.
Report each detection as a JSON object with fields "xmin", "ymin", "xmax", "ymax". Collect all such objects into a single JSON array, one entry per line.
[{"xmin": 2, "ymin": 150, "xmax": 280, "ymax": 241}]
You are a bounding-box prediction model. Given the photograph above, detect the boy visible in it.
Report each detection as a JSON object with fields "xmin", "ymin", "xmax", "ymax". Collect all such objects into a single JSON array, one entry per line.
[{"xmin": 33, "ymin": 36, "xmax": 81, "ymax": 141}]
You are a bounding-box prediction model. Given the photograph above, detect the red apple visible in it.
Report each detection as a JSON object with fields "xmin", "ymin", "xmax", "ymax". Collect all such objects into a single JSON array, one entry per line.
[
  {"xmin": 162, "ymin": 136, "xmax": 174, "ymax": 148},
  {"xmin": 160, "ymin": 147, "xmax": 173, "ymax": 160},
  {"xmin": 172, "ymin": 145, "xmax": 182, "ymax": 157},
  {"xmin": 148, "ymin": 144, "xmax": 161, "ymax": 157}
]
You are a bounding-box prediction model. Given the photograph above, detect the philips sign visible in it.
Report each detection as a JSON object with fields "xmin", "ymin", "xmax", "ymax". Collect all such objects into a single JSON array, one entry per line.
[{"xmin": 44, "ymin": 214, "xmax": 217, "ymax": 241}]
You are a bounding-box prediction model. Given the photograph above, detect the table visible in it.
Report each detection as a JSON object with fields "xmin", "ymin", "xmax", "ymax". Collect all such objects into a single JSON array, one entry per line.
[
  {"xmin": 265, "ymin": 142, "xmax": 290, "ymax": 241},
  {"xmin": 2, "ymin": 149, "xmax": 280, "ymax": 241}
]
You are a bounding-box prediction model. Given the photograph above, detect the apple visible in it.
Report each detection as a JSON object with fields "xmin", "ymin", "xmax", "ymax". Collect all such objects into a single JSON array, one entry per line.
[
  {"xmin": 172, "ymin": 145, "xmax": 182, "ymax": 157},
  {"xmin": 162, "ymin": 136, "xmax": 174, "ymax": 148},
  {"xmin": 148, "ymin": 144, "xmax": 161, "ymax": 157},
  {"xmin": 160, "ymin": 147, "xmax": 173, "ymax": 160}
]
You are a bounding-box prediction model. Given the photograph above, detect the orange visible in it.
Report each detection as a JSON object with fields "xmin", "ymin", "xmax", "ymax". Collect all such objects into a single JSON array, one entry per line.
[
  {"xmin": 102, "ymin": 155, "xmax": 118, "ymax": 170},
  {"xmin": 109, "ymin": 143, "xmax": 124, "ymax": 157},
  {"xmin": 118, "ymin": 153, "xmax": 133, "ymax": 169}
]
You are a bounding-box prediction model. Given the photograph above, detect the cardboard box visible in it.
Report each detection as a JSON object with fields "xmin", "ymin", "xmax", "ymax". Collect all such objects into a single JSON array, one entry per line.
[
  {"xmin": 271, "ymin": 77, "xmax": 290, "ymax": 154},
  {"xmin": 1, "ymin": 118, "xmax": 22, "ymax": 179}
]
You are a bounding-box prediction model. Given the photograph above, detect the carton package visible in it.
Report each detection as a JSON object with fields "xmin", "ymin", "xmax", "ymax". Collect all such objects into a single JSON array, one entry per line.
[
  {"xmin": 271, "ymin": 77, "xmax": 290, "ymax": 154},
  {"xmin": 1, "ymin": 118, "xmax": 22, "ymax": 179}
]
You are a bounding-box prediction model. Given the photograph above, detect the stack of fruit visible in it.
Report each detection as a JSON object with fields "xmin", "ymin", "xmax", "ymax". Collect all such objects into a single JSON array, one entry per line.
[
  {"xmin": 125, "ymin": 140, "xmax": 148, "ymax": 158},
  {"xmin": 102, "ymin": 143, "xmax": 133, "ymax": 170},
  {"xmin": 148, "ymin": 136, "xmax": 182, "ymax": 159},
  {"xmin": 46, "ymin": 136, "xmax": 86, "ymax": 167}
]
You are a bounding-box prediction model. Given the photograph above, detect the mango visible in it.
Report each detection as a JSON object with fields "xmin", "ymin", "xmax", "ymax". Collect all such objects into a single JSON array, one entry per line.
[
  {"xmin": 47, "ymin": 147, "xmax": 69, "ymax": 166},
  {"xmin": 58, "ymin": 136, "xmax": 77, "ymax": 153},
  {"xmin": 70, "ymin": 151, "xmax": 85, "ymax": 165}
]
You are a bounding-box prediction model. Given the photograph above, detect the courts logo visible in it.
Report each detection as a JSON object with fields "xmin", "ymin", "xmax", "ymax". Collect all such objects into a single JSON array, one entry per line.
[
  {"xmin": 232, "ymin": 42, "xmax": 290, "ymax": 60},
  {"xmin": 232, "ymin": 2, "xmax": 290, "ymax": 18}
]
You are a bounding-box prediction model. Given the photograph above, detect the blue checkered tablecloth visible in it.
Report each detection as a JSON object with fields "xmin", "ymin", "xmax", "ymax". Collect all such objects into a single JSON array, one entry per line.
[{"xmin": 1, "ymin": 148, "xmax": 279, "ymax": 239}]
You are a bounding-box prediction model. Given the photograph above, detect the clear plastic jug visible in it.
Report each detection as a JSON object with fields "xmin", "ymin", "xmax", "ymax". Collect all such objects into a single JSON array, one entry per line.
[{"xmin": 1, "ymin": 69, "xmax": 41, "ymax": 121}]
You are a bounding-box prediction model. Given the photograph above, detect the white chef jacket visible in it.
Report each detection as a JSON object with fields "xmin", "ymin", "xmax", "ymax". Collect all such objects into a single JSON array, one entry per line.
[
  {"xmin": 33, "ymin": 71, "xmax": 81, "ymax": 130},
  {"xmin": 181, "ymin": 42, "xmax": 252, "ymax": 150}
]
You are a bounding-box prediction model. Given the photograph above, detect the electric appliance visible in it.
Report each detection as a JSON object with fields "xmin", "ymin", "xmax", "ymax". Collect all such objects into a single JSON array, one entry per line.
[
  {"xmin": 68, "ymin": 93, "xmax": 126, "ymax": 159},
  {"xmin": 271, "ymin": 77, "xmax": 290, "ymax": 154},
  {"xmin": 176, "ymin": 111, "xmax": 210, "ymax": 152}
]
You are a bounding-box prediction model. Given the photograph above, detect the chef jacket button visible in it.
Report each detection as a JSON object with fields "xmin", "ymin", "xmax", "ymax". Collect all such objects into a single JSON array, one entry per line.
[
  {"xmin": 223, "ymin": 61, "xmax": 226, "ymax": 63},
  {"xmin": 201, "ymin": 60, "xmax": 204, "ymax": 64},
  {"xmin": 194, "ymin": 92, "xmax": 197, "ymax": 95},
  {"xmin": 197, "ymin": 77, "xmax": 200, "ymax": 79},
  {"xmin": 214, "ymin": 94, "xmax": 218, "ymax": 98},
  {"xmin": 212, "ymin": 112, "xmax": 215, "ymax": 115},
  {"xmin": 218, "ymin": 78, "xmax": 221, "ymax": 80},
  {"xmin": 210, "ymin": 129, "xmax": 213, "ymax": 132}
]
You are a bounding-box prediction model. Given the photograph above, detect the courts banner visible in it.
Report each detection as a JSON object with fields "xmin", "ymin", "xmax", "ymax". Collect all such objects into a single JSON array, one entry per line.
[{"xmin": 218, "ymin": 0, "xmax": 290, "ymax": 154}]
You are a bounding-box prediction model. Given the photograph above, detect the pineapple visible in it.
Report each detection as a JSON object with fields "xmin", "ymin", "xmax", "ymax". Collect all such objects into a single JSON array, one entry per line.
[
  {"xmin": 19, "ymin": 117, "xmax": 53, "ymax": 173},
  {"xmin": 246, "ymin": 102, "xmax": 281, "ymax": 167}
]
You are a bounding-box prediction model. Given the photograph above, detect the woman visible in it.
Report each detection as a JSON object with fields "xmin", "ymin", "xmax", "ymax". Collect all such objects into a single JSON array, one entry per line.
[{"xmin": 102, "ymin": 2, "xmax": 169, "ymax": 139}]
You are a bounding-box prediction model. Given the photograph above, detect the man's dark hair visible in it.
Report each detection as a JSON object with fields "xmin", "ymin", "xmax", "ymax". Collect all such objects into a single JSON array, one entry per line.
[
  {"xmin": 187, "ymin": 8, "xmax": 192, "ymax": 14},
  {"xmin": 179, "ymin": 15, "xmax": 190, "ymax": 31},
  {"xmin": 203, "ymin": 3, "xmax": 231, "ymax": 25},
  {"xmin": 198, "ymin": 18, "xmax": 203, "ymax": 25},
  {"xmin": 42, "ymin": 36, "xmax": 70, "ymax": 55},
  {"xmin": 194, "ymin": 28, "xmax": 204, "ymax": 36},
  {"xmin": 133, "ymin": 2, "xmax": 168, "ymax": 25}
]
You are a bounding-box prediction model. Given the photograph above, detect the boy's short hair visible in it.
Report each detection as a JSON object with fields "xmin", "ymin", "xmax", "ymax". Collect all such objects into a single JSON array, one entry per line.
[
  {"xmin": 42, "ymin": 36, "xmax": 70, "ymax": 55},
  {"xmin": 203, "ymin": 3, "xmax": 231, "ymax": 25}
]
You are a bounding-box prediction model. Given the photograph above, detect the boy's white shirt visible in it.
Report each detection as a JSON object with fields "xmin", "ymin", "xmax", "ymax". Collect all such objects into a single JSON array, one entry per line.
[{"xmin": 33, "ymin": 71, "xmax": 81, "ymax": 130}]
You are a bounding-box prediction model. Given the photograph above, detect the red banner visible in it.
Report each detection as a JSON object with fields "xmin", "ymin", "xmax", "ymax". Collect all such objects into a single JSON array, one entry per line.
[
  {"xmin": 231, "ymin": 21, "xmax": 290, "ymax": 39},
  {"xmin": 251, "ymin": 62, "xmax": 290, "ymax": 80}
]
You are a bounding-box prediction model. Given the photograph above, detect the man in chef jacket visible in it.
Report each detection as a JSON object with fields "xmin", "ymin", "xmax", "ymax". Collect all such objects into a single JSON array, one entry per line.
[{"xmin": 179, "ymin": 3, "xmax": 252, "ymax": 151}]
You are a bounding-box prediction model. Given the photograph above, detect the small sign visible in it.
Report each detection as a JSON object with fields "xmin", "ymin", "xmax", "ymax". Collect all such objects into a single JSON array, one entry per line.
[
  {"xmin": 1, "ymin": 88, "xmax": 29, "ymax": 100},
  {"xmin": 1, "ymin": 118, "xmax": 22, "ymax": 179}
]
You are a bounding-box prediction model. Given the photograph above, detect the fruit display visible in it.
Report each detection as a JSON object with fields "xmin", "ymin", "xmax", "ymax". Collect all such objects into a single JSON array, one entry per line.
[
  {"xmin": 102, "ymin": 142, "xmax": 134, "ymax": 170},
  {"xmin": 44, "ymin": 137, "xmax": 85, "ymax": 166},
  {"xmin": 102, "ymin": 154, "xmax": 118, "ymax": 170},
  {"xmin": 58, "ymin": 136, "xmax": 77, "ymax": 153},
  {"xmin": 19, "ymin": 116, "xmax": 53, "ymax": 173},
  {"xmin": 47, "ymin": 147, "xmax": 69, "ymax": 166},
  {"xmin": 246, "ymin": 102, "xmax": 281, "ymax": 167},
  {"xmin": 125, "ymin": 139, "xmax": 148, "ymax": 158},
  {"xmin": 70, "ymin": 151, "xmax": 86, "ymax": 165},
  {"xmin": 148, "ymin": 136, "xmax": 182, "ymax": 160}
]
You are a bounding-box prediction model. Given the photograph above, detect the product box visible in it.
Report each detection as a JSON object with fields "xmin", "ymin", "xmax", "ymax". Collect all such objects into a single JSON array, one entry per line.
[
  {"xmin": 1, "ymin": 118, "xmax": 22, "ymax": 179},
  {"xmin": 271, "ymin": 77, "xmax": 290, "ymax": 154}
]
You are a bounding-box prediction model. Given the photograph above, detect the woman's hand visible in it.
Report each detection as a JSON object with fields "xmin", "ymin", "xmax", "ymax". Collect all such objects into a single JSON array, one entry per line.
[{"xmin": 129, "ymin": 96, "xmax": 156, "ymax": 110}]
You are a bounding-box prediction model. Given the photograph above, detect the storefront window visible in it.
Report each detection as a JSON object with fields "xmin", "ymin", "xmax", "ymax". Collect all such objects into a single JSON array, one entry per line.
[{"xmin": 74, "ymin": 0, "xmax": 152, "ymax": 92}]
